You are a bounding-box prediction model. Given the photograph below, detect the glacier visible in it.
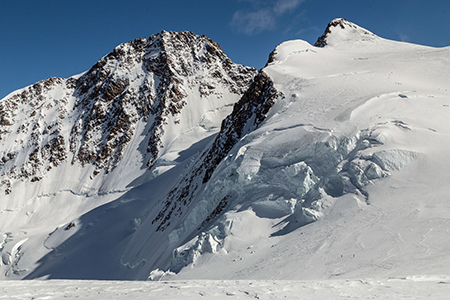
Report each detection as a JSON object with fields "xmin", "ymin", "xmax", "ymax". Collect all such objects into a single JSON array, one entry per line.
[{"xmin": 0, "ymin": 18, "xmax": 450, "ymax": 287}]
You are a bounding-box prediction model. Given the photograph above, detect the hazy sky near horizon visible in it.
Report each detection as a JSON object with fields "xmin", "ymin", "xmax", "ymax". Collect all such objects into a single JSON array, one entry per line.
[{"xmin": 1, "ymin": 0, "xmax": 449, "ymax": 99}]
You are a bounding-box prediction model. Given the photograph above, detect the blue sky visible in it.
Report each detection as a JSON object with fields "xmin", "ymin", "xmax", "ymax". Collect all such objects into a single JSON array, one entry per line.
[{"xmin": 1, "ymin": 0, "xmax": 449, "ymax": 99}]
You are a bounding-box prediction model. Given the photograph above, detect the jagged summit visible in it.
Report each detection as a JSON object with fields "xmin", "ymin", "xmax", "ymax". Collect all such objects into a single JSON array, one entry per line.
[
  {"xmin": 0, "ymin": 29, "xmax": 257, "ymax": 279},
  {"xmin": 74, "ymin": 30, "xmax": 256, "ymax": 173},
  {"xmin": 314, "ymin": 18, "xmax": 377, "ymax": 47}
]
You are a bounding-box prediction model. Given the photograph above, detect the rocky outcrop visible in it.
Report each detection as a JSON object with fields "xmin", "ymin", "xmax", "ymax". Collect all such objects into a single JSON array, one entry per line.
[
  {"xmin": 314, "ymin": 18, "xmax": 375, "ymax": 47},
  {"xmin": 151, "ymin": 70, "xmax": 282, "ymax": 232}
]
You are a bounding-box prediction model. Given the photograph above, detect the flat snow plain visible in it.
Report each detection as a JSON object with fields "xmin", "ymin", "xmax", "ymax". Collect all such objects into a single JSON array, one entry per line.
[{"xmin": 1, "ymin": 276, "xmax": 450, "ymax": 299}]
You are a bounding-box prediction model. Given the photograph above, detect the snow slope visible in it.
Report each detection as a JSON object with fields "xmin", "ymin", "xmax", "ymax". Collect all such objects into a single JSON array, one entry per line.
[
  {"xmin": 1, "ymin": 18, "xmax": 450, "ymax": 284},
  {"xmin": 163, "ymin": 18, "xmax": 450, "ymax": 280},
  {"xmin": 0, "ymin": 31, "xmax": 256, "ymax": 279}
]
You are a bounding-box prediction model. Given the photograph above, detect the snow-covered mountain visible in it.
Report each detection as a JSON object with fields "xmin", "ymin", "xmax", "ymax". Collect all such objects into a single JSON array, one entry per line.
[
  {"xmin": 1, "ymin": 18, "xmax": 450, "ymax": 281},
  {"xmin": 0, "ymin": 30, "xmax": 256, "ymax": 278}
]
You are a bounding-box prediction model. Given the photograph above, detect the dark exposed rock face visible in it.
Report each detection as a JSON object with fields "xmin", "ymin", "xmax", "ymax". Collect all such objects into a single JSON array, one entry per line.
[
  {"xmin": 0, "ymin": 31, "xmax": 256, "ymax": 194},
  {"xmin": 151, "ymin": 70, "xmax": 282, "ymax": 232},
  {"xmin": 314, "ymin": 18, "xmax": 348, "ymax": 47},
  {"xmin": 201, "ymin": 71, "xmax": 280, "ymax": 184},
  {"xmin": 264, "ymin": 49, "xmax": 277, "ymax": 67}
]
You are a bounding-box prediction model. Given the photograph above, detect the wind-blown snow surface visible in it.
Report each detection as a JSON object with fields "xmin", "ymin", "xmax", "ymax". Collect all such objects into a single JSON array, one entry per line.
[
  {"xmin": 1, "ymin": 18, "xmax": 450, "ymax": 292},
  {"xmin": 2, "ymin": 276, "xmax": 450, "ymax": 299}
]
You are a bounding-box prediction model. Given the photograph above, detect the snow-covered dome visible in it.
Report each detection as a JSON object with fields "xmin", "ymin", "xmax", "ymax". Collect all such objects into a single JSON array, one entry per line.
[{"xmin": 314, "ymin": 18, "xmax": 378, "ymax": 47}]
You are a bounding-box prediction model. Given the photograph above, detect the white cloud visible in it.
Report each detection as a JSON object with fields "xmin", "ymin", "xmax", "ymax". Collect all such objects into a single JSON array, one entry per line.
[
  {"xmin": 274, "ymin": 0, "xmax": 303, "ymax": 15},
  {"xmin": 231, "ymin": 9, "xmax": 275, "ymax": 35},
  {"xmin": 231, "ymin": 0, "xmax": 305, "ymax": 35}
]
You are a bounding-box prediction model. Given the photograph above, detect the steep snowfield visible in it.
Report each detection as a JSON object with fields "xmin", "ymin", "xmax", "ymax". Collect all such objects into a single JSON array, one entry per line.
[
  {"xmin": 1, "ymin": 18, "xmax": 450, "ymax": 291},
  {"xmin": 0, "ymin": 31, "xmax": 255, "ymax": 279}
]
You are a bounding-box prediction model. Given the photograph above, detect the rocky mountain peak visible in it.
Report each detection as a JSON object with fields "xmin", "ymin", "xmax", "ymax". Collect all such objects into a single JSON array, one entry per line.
[
  {"xmin": 69, "ymin": 30, "xmax": 256, "ymax": 172},
  {"xmin": 0, "ymin": 31, "xmax": 256, "ymax": 196},
  {"xmin": 314, "ymin": 18, "xmax": 377, "ymax": 47}
]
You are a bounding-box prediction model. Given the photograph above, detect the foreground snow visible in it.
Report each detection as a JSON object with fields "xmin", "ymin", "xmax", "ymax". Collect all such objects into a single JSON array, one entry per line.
[{"xmin": 1, "ymin": 276, "xmax": 450, "ymax": 299}]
